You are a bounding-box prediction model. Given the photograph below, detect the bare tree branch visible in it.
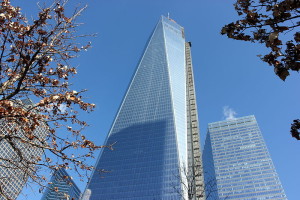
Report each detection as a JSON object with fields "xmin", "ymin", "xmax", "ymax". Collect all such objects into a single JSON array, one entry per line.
[{"xmin": 0, "ymin": 1, "xmax": 102, "ymax": 199}]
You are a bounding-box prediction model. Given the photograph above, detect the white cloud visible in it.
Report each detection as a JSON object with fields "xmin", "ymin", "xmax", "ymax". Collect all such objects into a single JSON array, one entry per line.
[{"xmin": 223, "ymin": 106, "xmax": 237, "ymax": 120}]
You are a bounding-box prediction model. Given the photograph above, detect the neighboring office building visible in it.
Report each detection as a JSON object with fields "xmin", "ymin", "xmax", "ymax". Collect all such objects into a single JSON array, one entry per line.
[
  {"xmin": 0, "ymin": 99, "xmax": 48, "ymax": 200},
  {"xmin": 85, "ymin": 16, "xmax": 205, "ymax": 199},
  {"xmin": 41, "ymin": 168, "xmax": 81, "ymax": 200},
  {"xmin": 203, "ymin": 115, "xmax": 287, "ymax": 199}
]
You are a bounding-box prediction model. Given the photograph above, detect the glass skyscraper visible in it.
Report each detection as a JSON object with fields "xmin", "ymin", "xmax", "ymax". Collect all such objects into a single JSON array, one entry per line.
[
  {"xmin": 41, "ymin": 168, "xmax": 81, "ymax": 200},
  {"xmin": 84, "ymin": 16, "xmax": 204, "ymax": 199},
  {"xmin": 203, "ymin": 115, "xmax": 287, "ymax": 199},
  {"xmin": 0, "ymin": 99, "xmax": 48, "ymax": 200}
]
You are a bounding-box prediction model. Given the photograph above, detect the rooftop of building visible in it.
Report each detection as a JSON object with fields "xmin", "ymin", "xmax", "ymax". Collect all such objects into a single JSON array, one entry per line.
[{"xmin": 208, "ymin": 115, "xmax": 257, "ymax": 130}]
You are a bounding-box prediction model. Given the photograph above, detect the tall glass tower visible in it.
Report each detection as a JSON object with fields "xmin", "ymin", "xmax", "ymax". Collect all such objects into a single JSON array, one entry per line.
[
  {"xmin": 41, "ymin": 168, "xmax": 81, "ymax": 200},
  {"xmin": 203, "ymin": 115, "xmax": 287, "ymax": 199},
  {"xmin": 85, "ymin": 16, "xmax": 204, "ymax": 200}
]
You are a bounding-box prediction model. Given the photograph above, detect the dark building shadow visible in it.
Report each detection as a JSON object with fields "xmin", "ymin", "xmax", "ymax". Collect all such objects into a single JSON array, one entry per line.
[{"xmin": 88, "ymin": 119, "xmax": 181, "ymax": 200}]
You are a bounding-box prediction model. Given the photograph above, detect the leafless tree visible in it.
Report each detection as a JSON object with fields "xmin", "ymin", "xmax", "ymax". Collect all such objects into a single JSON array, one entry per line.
[
  {"xmin": 221, "ymin": 0, "xmax": 300, "ymax": 81},
  {"xmin": 0, "ymin": 0, "xmax": 107, "ymax": 199},
  {"xmin": 221, "ymin": 0, "xmax": 300, "ymax": 140},
  {"xmin": 172, "ymin": 164, "xmax": 219, "ymax": 200}
]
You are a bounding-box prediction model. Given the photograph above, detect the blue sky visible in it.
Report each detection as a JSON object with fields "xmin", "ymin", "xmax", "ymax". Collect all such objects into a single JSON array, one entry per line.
[{"xmin": 15, "ymin": 0, "xmax": 299, "ymax": 199}]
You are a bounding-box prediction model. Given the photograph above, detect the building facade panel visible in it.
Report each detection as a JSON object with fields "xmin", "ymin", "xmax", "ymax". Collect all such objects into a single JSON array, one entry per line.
[{"xmin": 0, "ymin": 99, "xmax": 48, "ymax": 200}]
